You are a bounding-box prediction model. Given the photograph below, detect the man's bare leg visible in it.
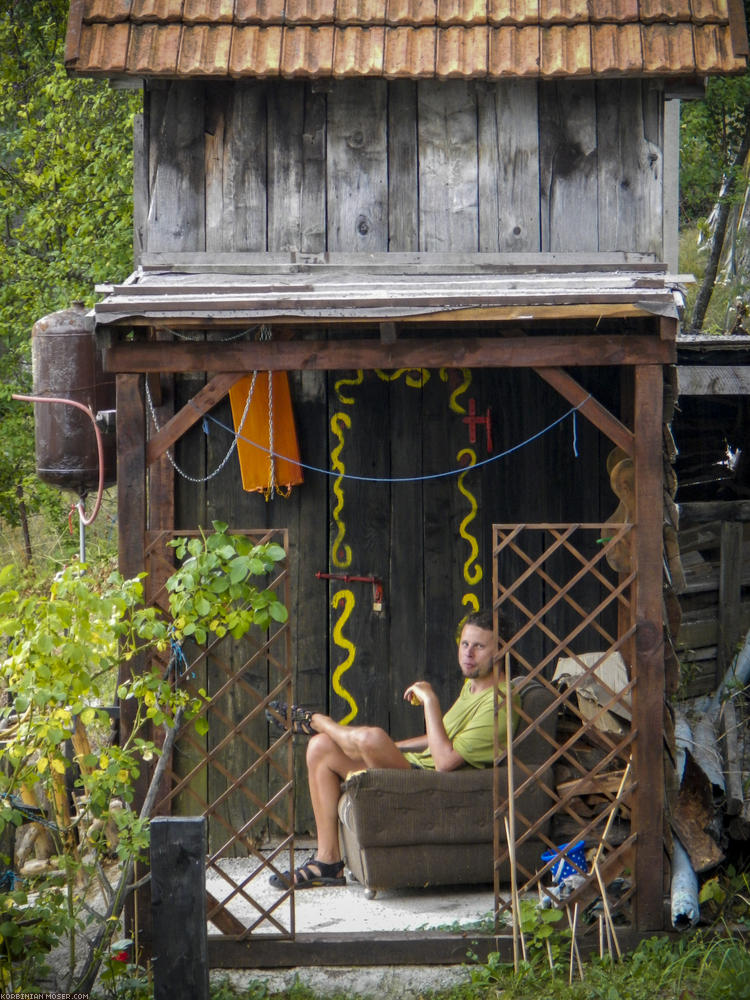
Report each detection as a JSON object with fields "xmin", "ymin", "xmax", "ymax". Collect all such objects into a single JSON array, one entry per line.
[{"xmin": 303, "ymin": 717, "xmax": 411, "ymax": 872}]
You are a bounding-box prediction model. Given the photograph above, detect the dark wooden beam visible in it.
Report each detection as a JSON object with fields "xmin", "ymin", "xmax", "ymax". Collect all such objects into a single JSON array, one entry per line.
[
  {"xmin": 146, "ymin": 372, "xmax": 245, "ymax": 466},
  {"xmin": 534, "ymin": 366, "xmax": 634, "ymax": 455},
  {"xmin": 151, "ymin": 817, "xmax": 209, "ymax": 1000},
  {"xmin": 207, "ymin": 927, "xmax": 646, "ymax": 968},
  {"xmin": 679, "ymin": 499, "xmax": 750, "ymax": 526},
  {"xmin": 631, "ymin": 363, "xmax": 666, "ymax": 932},
  {"xmin": 105, "ymin": 334, "xmax": 674, "ymax": 374}
]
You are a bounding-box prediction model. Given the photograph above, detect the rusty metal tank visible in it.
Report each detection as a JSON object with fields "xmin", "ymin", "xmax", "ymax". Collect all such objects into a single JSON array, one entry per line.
[{"xmin": 31, "ymin": 303, "xmax": 117, "ymax": 493}]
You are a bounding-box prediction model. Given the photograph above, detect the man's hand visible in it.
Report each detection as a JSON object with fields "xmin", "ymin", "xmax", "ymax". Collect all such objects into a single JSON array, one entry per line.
[{"xmin": 403, "ymin": 681, "xmax": 435, "ymax": 706}]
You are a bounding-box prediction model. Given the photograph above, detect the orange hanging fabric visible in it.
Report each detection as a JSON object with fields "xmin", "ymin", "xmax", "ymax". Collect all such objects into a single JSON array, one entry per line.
[{"xmin": 229, "ymin": 372, "xmax": 304, "ymax": 497}]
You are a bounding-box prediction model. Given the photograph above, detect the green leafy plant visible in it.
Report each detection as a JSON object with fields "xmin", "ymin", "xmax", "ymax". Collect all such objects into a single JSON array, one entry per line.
[{"xmin": 0, "ymin": 524, "xmax": 288, "ymax": 992}]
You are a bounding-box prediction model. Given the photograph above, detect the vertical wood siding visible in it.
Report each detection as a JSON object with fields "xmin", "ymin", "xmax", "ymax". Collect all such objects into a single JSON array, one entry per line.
[
  {"xmin": 143, "ymin": 77, "xmax": 664, "ymax": 256},
  {"xmin": 147, "ymin": 75, "xmax": 661, "ymax": 835}
]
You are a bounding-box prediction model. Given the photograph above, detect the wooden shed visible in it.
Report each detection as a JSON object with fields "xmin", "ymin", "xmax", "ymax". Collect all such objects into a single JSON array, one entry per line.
[{"xmin": 63, "ymin": 0, "xmax": 748, "ymax": 968}]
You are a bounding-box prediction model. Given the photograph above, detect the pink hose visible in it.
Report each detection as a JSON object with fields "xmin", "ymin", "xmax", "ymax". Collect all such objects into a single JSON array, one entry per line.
[{"xmin": 12, "ymin": 393, "xmax": 105, "ymax": 525}]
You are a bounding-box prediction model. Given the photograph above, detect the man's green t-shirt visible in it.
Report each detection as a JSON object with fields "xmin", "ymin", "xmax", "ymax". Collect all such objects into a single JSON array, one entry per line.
[{"xmin": 402, "ymin": 680, "xmax": 519, "ymax": 770}]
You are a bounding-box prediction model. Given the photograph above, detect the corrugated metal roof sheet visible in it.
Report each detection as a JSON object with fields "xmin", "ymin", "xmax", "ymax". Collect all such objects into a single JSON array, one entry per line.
[{"xmin": 66, "ymin": 0, "xmax": 748, "ymax": 77}]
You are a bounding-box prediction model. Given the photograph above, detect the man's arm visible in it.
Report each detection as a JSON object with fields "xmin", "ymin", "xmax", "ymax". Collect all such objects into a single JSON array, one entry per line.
[
  {"xmin": 404, "ymin": 682, "xmax": 467, "ymax": 771},
  {"xmin": 395, "ymin": 734, "xmax": 428, "ymax": 751}
]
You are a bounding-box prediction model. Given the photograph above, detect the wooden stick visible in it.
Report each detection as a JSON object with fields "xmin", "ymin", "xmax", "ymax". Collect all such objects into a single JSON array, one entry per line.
[
  {"xmin": 592, "ymin": 759, "xmax": 631, "ymax": 868},
  {"xmin": 567, "ymin": 904, "xmax": 584, "ymax": 983},
  {"xmin": 504, "ymin": 657, "xmax": 521, "ymax": 972},
  {"xmin": 504, "ymin": 816, "xmax": 521, "ymax": 972},
  {"xmin": 593, "ymin": 860, "xmax": 622, "ymax": 959}
]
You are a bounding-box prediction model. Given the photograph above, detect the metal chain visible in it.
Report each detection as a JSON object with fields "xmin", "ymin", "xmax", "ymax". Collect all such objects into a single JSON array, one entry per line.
[
  {"xmin": 162, "ymin": 325, "xmax": 259, "ymax": 343},
  {"xmin": 145, "ymin": 372, "xmax": 257, "ymax": 484}
]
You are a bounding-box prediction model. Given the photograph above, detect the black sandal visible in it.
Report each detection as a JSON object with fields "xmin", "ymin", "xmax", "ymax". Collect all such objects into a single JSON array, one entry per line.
[
  {"xmin": 269, "ymin": 856, "xmax": 346, "ymax": 890},
  {"xmin": 265, "ymin": 699, "xmax": 316, "ymax": 736}
]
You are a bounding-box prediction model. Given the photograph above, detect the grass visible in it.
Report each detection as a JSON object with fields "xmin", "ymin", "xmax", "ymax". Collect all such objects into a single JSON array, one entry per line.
[{"xmin": 201, "ymin": 929, "xmax": 750, "ymax": 1000}]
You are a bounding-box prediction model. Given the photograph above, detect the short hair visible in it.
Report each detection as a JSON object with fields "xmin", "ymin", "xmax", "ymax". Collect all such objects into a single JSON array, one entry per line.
[
  {"xmin": 462, "ymin": 608, "xmax": 493, "ymax": 633},
  {"xmin": 457, "ymin": 608, "xmax": 509, "ymax": 641}
]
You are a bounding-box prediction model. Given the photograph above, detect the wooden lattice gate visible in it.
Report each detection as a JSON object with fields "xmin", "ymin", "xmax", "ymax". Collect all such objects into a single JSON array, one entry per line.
[
  {"xmin": 493, "ymin": 521, "xmax": 640, "ymax": 936},
  {"xmin": 140, "ymin": 520, "xmax": 658, "ymax": 949},
  {"xmin": 146, "ymin": 528, "xmax": 297, "ymax": 939}
]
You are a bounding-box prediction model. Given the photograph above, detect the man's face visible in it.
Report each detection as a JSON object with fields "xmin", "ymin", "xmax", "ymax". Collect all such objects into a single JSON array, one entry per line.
[{"xmin": 457, "ymin": 624, "xmax": 495, "ymax": 681}]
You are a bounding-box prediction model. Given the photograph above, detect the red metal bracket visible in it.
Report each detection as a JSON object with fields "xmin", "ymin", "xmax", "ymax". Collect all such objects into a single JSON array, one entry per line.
[
  {"xmin": 462, "ymin": 398, "xmax": 493, "ymax": 452},
  {"xmin": 316, "ymin": 572, "xmax": 384, "ymax": 612}
]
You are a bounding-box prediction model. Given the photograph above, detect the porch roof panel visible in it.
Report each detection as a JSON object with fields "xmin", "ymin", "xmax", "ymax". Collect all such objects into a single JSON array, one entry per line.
[
  {"xmin": 90, "ymin": 253, "xmax": 686, "ymax": 327},
  {"xmin": 65, "ymin": 0, "xmax": 748, "ymax": 77}
]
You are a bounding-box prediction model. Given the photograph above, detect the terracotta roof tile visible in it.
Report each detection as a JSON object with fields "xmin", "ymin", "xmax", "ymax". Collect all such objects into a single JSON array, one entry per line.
[
  {"xmin": 229, "ymin": 24, "xmax": 283, "ymax": 72},
  {"xmin": 183, "ymin": 0, "xmax": 235, "ymax": 22},
  {"xmin": 285, "ymin": 0, "xmax": 336, "ymax": 24},
  {"xmin": 539, "ymin": 0, "xmax": 589, "ymax": 25},
  {"xmin": 691, "ymin": 0, "xmax": 729, "ymax": 22},
  {"xmin": 488, "ymin": 24, "xmax": 539, "ymax": 72},
  {"xmin": 334, "ymin": 0, "xmax": 383, "ymax": 24},
  {"xmin": 385, "ymin": 0, "xmax": 437, "ymax": 26},
  {"xmin": 281, "ymin": 25, "xmax": 335, "ymax": 73},
  {"xmin": 592, "ymin": 23, "xmax": 642, "ymax": 72},
  {"xmin": 589, "ymin": 0, "xmax": 639, "ymax": 23},
  {"xmin": 487, "ymin": 0, "xmax": 539, "ymax": 26},
  {"xmin": 693, "ymin": 22, "xmax": 744, "ymax": 69},
  {"xmin": 177, "ymin": 23, "xmax": 233, "ymax": 71},
  {"xmin": 540, "ymin": 23, "xmax": 591, "ymax": 73},
  {"xmin": 130, "ymin": 0, "xmax": 185, "ymax": 20},
  {"xmin": 641, "ymin": 22, "xmax": 695, "ymax": 71},
  {"xmin": 128, "ymin": 22, "xmax": 182, "ymax": 71},
  {"xmin": 78, "ymin": 22, "xmax": 131, "ymax": 69},
  {"xmin": 333, "ymin": 24, "xmax": 385, "ymax": 70},
  {"xmin": 65, "ymin": 0, "xmax": 747, "ymax": 77},
  {"xmin": 436, "ymin": 0, "xmax": 488, "ymax": 26},
  {"xmin": 639, "ymin": 0, "xmax": 692, "ymax": 22},
  {"xmin": 234, "ymin": 0, "xmax": 286, "ymax": 24},
  {"xmin": 383, "ymin": 25, "xmax": 436, "ymax": 74},
  {"xmin": 436, "ymin": 24, "xmax": 488, "ymax": 72},
  {"xmin": 83, "ymin": 0, "xmax": 133, "ymax": 20}
]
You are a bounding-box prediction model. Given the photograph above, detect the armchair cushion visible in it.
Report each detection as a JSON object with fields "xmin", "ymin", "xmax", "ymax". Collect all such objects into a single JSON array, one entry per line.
[{"xmin": 337, "ymin": 680, "xmax": 558, "ymax": 892}]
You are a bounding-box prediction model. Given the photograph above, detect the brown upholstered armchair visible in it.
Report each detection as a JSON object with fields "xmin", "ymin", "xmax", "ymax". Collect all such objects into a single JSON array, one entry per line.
[{"xmin": 337, "ymin": 680, "xmax": 558, "ymax": 897}]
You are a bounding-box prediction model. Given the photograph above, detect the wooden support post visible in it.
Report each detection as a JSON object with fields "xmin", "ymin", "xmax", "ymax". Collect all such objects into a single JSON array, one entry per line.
[
  {"xmin": 717, "ymin": 521, "xmax": 743, "ymax": 686},
  {"xmin": 116, "ymin": 374, "xmax": 148, "ymax": 944},
  {"xmin": 632, "ymin": 363, "xmax": 665, "ymax": 931},
  {"xmin": 151, "ymin": 817, "xmax": 209, "ymax": 1000}
]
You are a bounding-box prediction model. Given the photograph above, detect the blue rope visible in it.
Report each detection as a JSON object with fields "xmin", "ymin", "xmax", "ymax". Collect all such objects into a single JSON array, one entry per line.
[
  {"xmin": 199, "ymin": 396, "xmax": 591, "ymax": 485},
  {"xmin": 0, "ymin": 868, "xmax": 20, "ymax": 891},
  {"xmin": 168, "ymin": 632, "xmax": 194, "ymax": 680}
]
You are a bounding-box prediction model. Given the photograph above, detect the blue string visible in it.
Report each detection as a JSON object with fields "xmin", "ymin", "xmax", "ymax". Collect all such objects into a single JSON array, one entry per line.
[
  {"xmin": 168, "ymin": 633, "xmax": 194, "ymax": 680},
  {"xmin": 198, "ymin": 395, "xmax": 591, "ymax": 484},
  {"xmin": 572, "ymin": 411, "xmax": 579, "ymax": 458}
]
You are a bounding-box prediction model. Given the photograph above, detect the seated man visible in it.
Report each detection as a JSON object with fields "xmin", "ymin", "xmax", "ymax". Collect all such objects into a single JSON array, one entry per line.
[{"xmin": 265, "ymin": 608, "xmax": 517, "ymax": 889}]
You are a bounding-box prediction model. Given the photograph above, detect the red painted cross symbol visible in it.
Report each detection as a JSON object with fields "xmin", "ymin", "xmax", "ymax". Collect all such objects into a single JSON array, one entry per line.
[{"xmin": 463, "ymin": 398, "xmax": 493, "ymax": 452}]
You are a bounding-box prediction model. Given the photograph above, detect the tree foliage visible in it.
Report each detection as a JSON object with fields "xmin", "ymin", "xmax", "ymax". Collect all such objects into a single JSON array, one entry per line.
[
  {"xmin": 680, "ymin": 76, "xmax": 750, "ymax": 228},
  {"xmin": 0, "ymin": 1, "xmax": 139, "ymax": 531}
]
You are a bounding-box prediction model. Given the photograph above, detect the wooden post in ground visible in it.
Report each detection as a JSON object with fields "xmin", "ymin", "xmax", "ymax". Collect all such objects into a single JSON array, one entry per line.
[
  {"xmin": 632, "ymin": 362, "xmax": 665, "ymax": 931},
  {"xmin": 151, "ymin": 816, "xmax": 208, "ymax": 1000}
]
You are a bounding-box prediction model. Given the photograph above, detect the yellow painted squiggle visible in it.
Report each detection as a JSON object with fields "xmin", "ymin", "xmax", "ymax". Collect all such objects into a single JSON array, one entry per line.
[
  {"xmin": 439, "ymin": 367, "xmax": 472, "ymax": 414},
  {"xmin": 462, "ymin": 593, "xmax": 480, "ymax": 612},
  {"xmin": 457, "ymin": 447, "xmax": 483, "ymax": 586},
  {"xmin": 330, "ymin": 412, "xmax": 352, "ymax": 568},
  {"xmin": 334, "ymin": 371, "xmax": 363, "ymax": 405},
  {"xmin": 375, "ymin": 368, "xmax": 430, "ymax": 387},
  {"xmin": 331, "ymin": 590, "xmax": 359, "ymax": 724}
]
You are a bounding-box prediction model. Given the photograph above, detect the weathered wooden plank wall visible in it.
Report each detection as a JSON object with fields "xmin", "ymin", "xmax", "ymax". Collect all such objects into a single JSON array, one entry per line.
[
  {"xmin": 144, "ymin": 78, "xmax": 664, "ymax": 256},
  {"xmin": 141, "ymin": 75, "xmax": 660, "ymax": 836},
  {"xmin": 167, "ymin": 363, "xmax": 617, "ymax": 837}
]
